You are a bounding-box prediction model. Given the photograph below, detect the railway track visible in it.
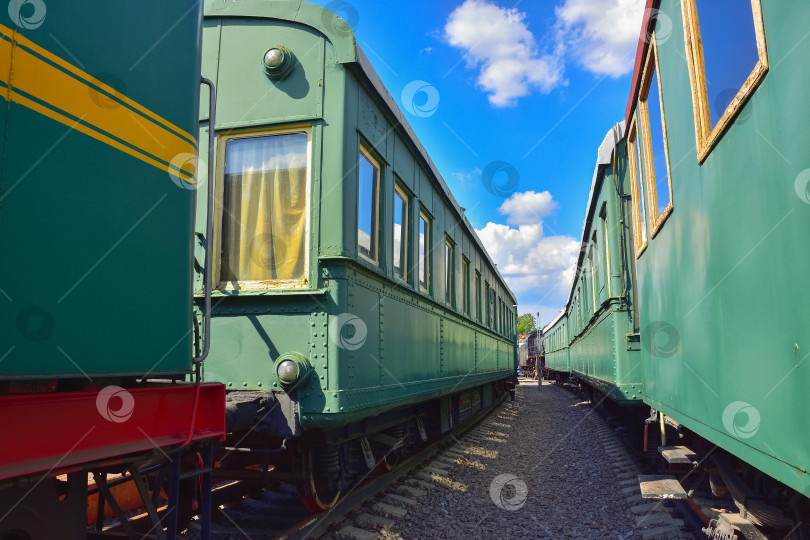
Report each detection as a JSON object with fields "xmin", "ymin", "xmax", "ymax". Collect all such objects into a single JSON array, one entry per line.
[{"xmin": 179, "ymin": 394, "xmax": 512, "ymax": 540}]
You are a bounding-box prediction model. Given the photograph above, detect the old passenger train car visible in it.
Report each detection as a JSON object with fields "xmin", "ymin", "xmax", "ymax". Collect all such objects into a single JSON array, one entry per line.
[
  {"xmin": 0, "ymin": 2, "xmax": 225, "ymax": 539},
  {"xmin": 543, "ymin": 0, "xmax": 810, "ymax": 535},
  {"xmin": 196, "ymin": 0, "xmax": 517, "ymax": 509}
]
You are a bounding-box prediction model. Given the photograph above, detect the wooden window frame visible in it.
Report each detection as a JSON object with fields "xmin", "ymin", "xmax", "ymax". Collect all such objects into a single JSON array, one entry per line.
[
  {"xmin": 627, "ymin": 116, "xmax": 649, "ymax": 258},
  {"xmin": 444, "ymin": 237, "xmax": 455, "ymax": 307},
  {"xmin": 638, "ymin": 37, "xmax": 674, "ymax": 238},
  {"xmin": 392, "ymin": 182, "xmax": 409, "ymax": 283},
  {"xmin": 357, "ymin": 144, "xmax": 381, "ymax": 265},
  {"xmin": 214, "ymin": 126, "xmax": 312, "ymax": 291},
  {"xmin": 681, "ymin": 0, "xmax": 768, "ymax": 163},
  {"xmin": 418, "ymin": 209, "xmax": 431, "ymax": 293}
]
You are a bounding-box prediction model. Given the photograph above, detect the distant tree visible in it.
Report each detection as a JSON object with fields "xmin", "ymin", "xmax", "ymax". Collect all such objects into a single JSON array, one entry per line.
[{"xmin": 516, "ymin": 313, "xmax": 536, "ymax": 336}]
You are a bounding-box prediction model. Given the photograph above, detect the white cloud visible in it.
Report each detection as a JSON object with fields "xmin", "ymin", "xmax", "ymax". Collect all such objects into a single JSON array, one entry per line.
[
  {"xmin": 444, "ymin": 0, "xmax": 565, "ymax": 107},
  {"xmin": 476, "ymin": 221, "xmax": 581, "ymax": 323},
  {"xmin": 442, "ymin": 0, "xmax": 646, "ymax": 104},
  {"xmin": 555, "ymin": 0, "xmax": 646, "ymax": 77},
  {"xmin": 451, "ymin": 167, "xmax": 482, "ymax": 184},
  {"xmin": 475, "ymin": 189, "xmax": 581, "ymax": 325},
  {"xmin": 498, "ymin": 190, "xmax": 557, "ymax": 225}
]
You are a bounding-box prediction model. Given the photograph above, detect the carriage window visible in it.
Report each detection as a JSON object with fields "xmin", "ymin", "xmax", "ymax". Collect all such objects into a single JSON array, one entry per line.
[
  {"xmin": 485, "ymin": 282, "xmax": 491, "ymax": 327},
  {"xmin": 418, "ymin": 211, "xmax": 430, "ymax": 292},
  {"xmin": 219, "ymin": 131, "xmax": 309, "ymax": 288},
  {"xmin": 628, "ymin": 118, "xmax": 648, "ymax": 257},
  {"xmin": 639, "ymin": 44, "xmax": 673, "ymax": 235},
  {"xmin": 358, "ymin": 147, "xmax": 380, "ymax": 263},
  {"xmin": 393, "ymin": 184, "xmax": 408, "ymax": 281},
  {"xmin": 445, "ymin": 238, "xmax": 455, "ymax": 306},
  {"xmin": 682, "ymin": 0, "xmax": 767, "ymax": 159},
  {"xmin": 475, "ymin": 271, "xmax": 482, "ymax": 322},
  {"xmin": 602, "ymin": 213, "xmax": 611, "ymax": 298},
  {"xmin": 462, "ymin": 257, "xmax": 470, "ymax": 316}
]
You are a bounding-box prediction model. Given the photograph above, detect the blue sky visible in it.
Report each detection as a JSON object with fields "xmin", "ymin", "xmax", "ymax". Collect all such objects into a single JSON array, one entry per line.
[{"xmin": 310, "ymin": 0, "xmax": 647, "ymax": 327}]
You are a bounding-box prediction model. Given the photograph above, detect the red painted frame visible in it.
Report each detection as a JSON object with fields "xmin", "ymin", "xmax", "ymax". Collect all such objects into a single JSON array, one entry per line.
[
  {"xmin": 626, "ymin": 0, "xmax": 660, "ymax": 126},
  {"xmin": 0, "ymin": 383, "xmax": 225, "ymax": 481}
]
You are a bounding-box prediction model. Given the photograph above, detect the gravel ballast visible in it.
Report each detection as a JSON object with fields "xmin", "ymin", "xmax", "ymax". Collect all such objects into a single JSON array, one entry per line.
[{"xmin": 329, "ymin": 381, "xmax": 649, "ymax": 540}]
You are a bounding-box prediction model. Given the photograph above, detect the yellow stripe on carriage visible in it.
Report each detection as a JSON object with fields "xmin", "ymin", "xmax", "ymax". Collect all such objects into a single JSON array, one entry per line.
[{"xmin": 0, "ymin": 24, "xmax": 197, "ymax": 183}]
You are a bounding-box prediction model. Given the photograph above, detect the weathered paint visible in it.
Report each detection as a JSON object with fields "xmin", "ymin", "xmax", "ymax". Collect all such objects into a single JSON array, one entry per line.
[{"xmin": 632, "ymin": 0, "xmax": 810, "ymax": 497}]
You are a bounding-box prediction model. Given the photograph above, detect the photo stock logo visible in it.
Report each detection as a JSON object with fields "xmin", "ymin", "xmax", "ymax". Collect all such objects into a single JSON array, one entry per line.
[
  {"xmin": 96, "ymin": 385, "xmax": 135, "ymax": 423},
  {"xmin": 16, "ymin": 305, "xmax": 54, "ymax": 342},
  {"xmin": 168, "ymin": 152, "xmax": 206, "ymax": 190},
  {"xmin": 489, "ymin": 473, "xmax": 528, "ymax": 511},
  {"xmin": 328, "ymin": 313, "xmax": 368, "ymax": 351},
  {"xmin": 401, "ymin": 80, "xmax": 440, "ymax": 118},
  {"xmin": 713, "ymin": 88, "xmax": 751, "ymax": 126},
  {"xmin": 8, "ymin": 0, "xmax": 46, "ymax": 30},
  {"xmin": 481, "ymin": 161, "xmax": 520, "ymax": 198},
  {"xmin": 722, "ymin": 401, "xmax": 760, "ymax": 439},
  {"xmin": 794, "ymin": 169, "xmax": 810, "ymax": 204},
  {"xmin": 88, "ymin": 72, "xmax": 128, "ymax": 110},
  {"xmin": 642, "ymin": 321, "xmax": 680, "ymax": 358},
  {"xmin": 644, "ymin": 8, "xmax": 673, "ymax": 45},
  {"xmin": 322, "ymin": 1, "xmax": 359, "ymax": 36}
]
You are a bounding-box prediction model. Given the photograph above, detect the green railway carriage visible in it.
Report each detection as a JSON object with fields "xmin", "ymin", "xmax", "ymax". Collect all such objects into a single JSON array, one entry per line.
[
  {"xmin": 542, "ymin": 312, "xmax": 570, "ymax": 379},
  {"xmin": 0, "ymin": 2, "xmax": 204, "ymax": 379},
  {"xmin": 563, "ymin": 124, "xmax": 644, "ymax": 405},
  {"xmin": 0, "ymin": 3, "xmax": 226, "ymax": 539},
  {"xmin": 541, "ymin": 123, "xmax": 643, "ymax": 406},
  {"xmin": 626, "ymin": 0, "xmax": 810, "ymax": 504},
  {"xmin": 194, "ymin": 0, "xmax": 517, "ymax": 506},
  {"xmin": 545, "ymin": 0, "xmax": 810, "ymax": 532}
]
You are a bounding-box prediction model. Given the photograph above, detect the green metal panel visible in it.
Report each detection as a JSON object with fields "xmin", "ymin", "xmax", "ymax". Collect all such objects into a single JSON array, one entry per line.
[
  {"xmin": 636, "ymin": 0, "xmax": 810, "ymax": 496},
  {"xmin": 0, "ymin": 1, "xmax": 202, "ymax": 378},
  {"xmin": 215, "ymin": 20, "xmax": 324, "ymax": 130}
]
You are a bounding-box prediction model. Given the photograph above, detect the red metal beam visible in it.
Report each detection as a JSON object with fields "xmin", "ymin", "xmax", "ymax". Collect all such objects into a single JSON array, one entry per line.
[
  {"xmin": 625, "ymin": 0, "xmax": 661, "ymax": 126},
  {"xmin": 0, "ymin": 383, "xmax": 225, "ymax": 481}
]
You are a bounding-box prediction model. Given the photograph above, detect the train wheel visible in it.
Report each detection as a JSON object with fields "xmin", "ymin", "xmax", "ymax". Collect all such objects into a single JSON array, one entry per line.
[{"xmin": 299, "ymin": 447, "xmax": 341, "ymax": 513}]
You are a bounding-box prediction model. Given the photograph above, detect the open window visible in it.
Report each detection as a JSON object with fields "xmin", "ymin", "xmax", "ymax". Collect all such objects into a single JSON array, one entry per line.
[
  {"xmin": 358, "ymin": 145, "xmax": 380, "ymax": 264},
  {"xmin": 217, "ymin": 128, "xmax": 310, "ymax": 290},
  {"xmin": 393, "ymin": 182, "xmax": 409, "ymax": 281},
  {"xmin": 681, "ymin": 0, "xmax": 768, "ymax": 161},
  {"xmin": 638, "ymin": 38, "xmax": 674, "ymax": 236},
  {"xmin": 628, "ymin": 117, "xmax": 649, "ymax": 257}
]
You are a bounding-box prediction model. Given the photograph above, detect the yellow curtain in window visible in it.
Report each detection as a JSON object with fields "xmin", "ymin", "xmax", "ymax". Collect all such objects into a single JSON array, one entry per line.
[{"xmin": 220, "ymin": 134, "xmax": 308, "ymax": 284}]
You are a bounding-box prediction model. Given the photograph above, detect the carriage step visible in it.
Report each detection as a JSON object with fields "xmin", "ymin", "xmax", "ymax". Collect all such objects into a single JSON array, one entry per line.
[
  {"xmin": 638, "ymin": 475, "xmax": 688, "ymax": 499},
  {"xmin": 658, "ymin": 445, "xmax": 697, "ymax": 464}
]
